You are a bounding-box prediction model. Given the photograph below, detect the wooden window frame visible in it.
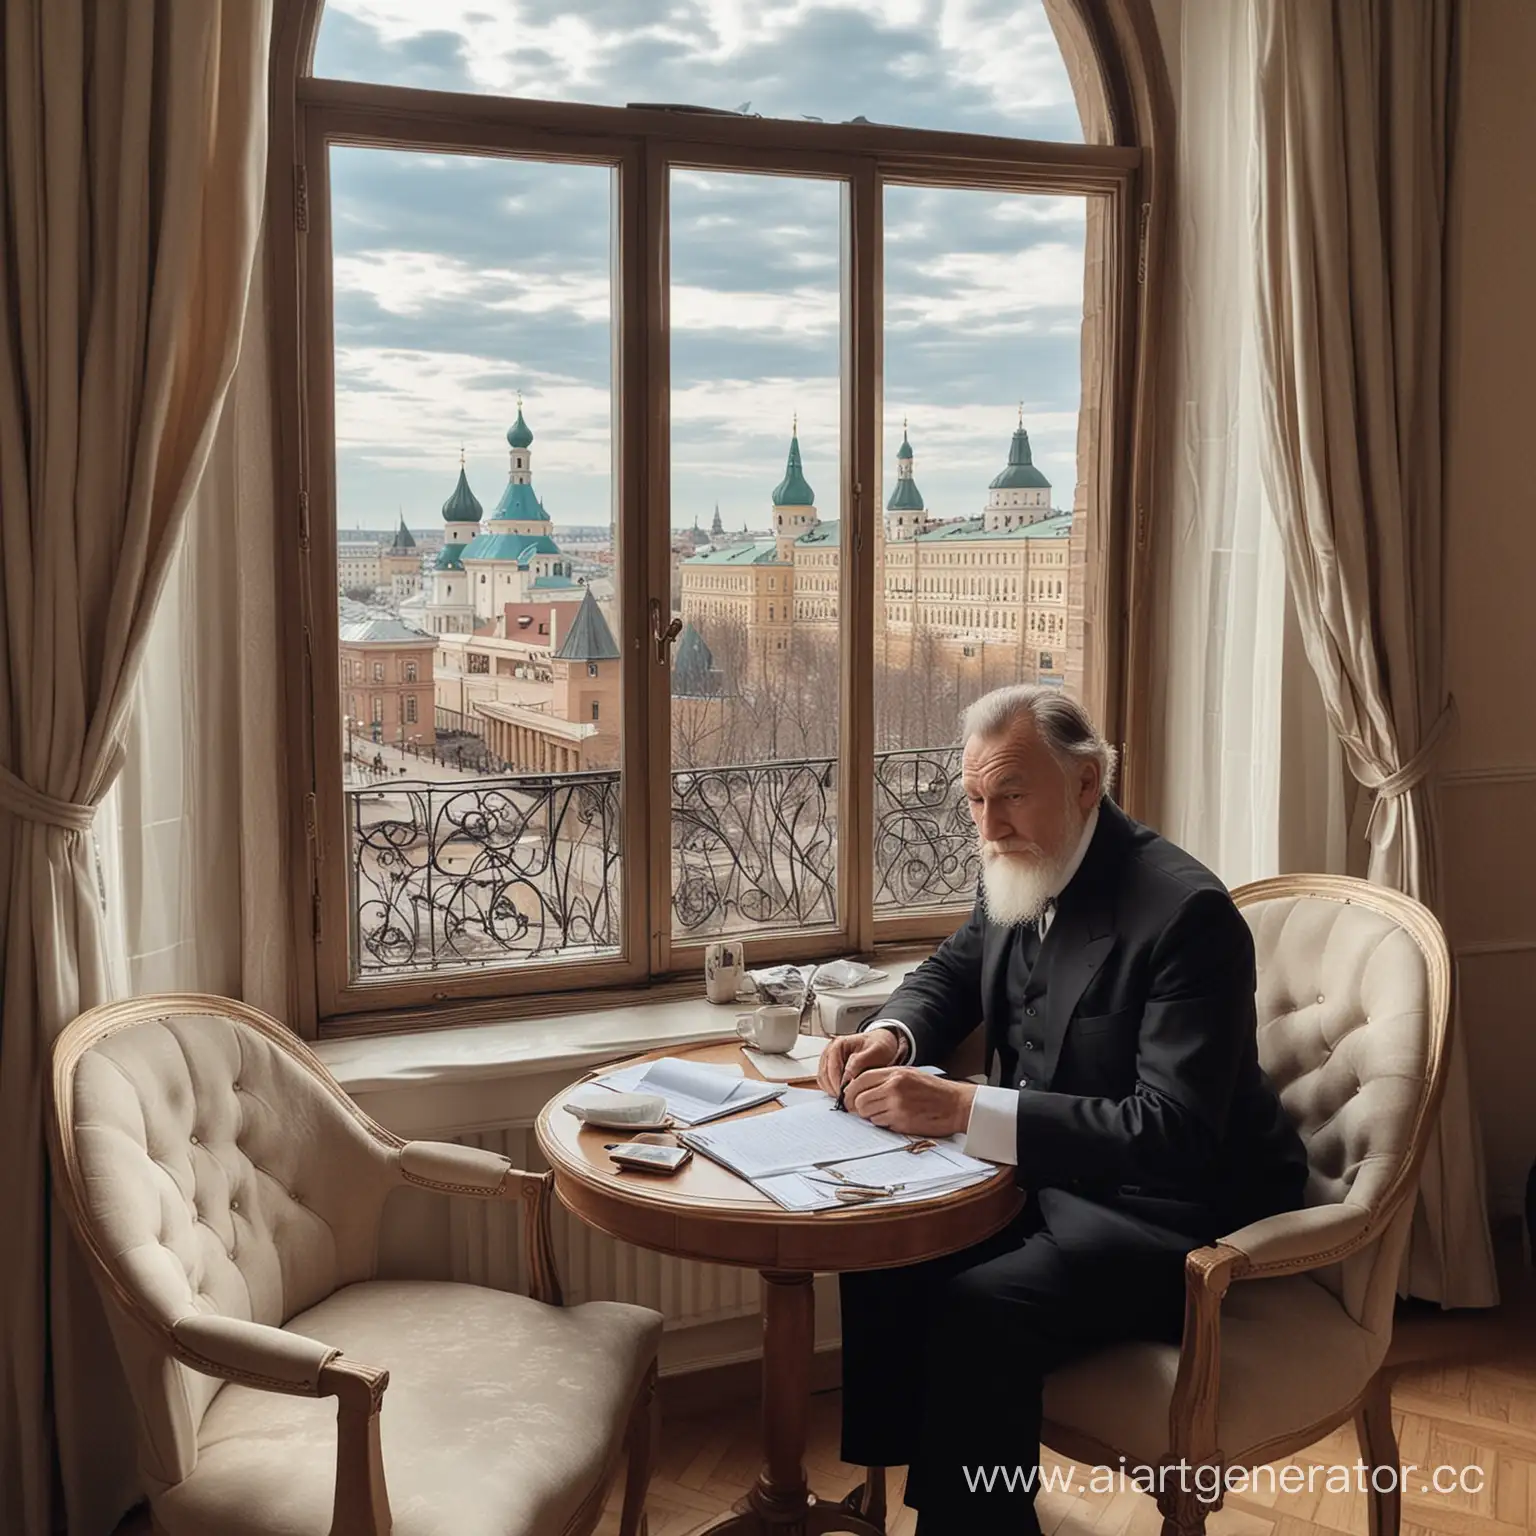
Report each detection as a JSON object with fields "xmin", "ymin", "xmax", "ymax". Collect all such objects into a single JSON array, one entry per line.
[{"xmin": 266, "ymin": 0, "xmax": 1171, "ymax": 1037}]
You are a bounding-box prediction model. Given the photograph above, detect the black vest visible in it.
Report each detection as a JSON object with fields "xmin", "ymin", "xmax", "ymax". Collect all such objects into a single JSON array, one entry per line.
[{"xmin": 1001, "ymin": 912, "xmax": 1049, "ymax": 1090}]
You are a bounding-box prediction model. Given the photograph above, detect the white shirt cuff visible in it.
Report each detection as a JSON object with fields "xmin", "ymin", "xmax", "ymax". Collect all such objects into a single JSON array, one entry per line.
[
  {"xmin": 861, "ymin": 1018, "xmax": 914, "ymax": 1064},
  {"xmin": 963, "ymin": 1085, "xmax": 1019, "ymax": 1165}
]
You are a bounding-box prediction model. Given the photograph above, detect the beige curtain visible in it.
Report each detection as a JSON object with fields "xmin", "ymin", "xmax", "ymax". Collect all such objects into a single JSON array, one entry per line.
[
  {"xmin": 0, "ymin": 5, "xmax": 272, "ymax": 1533},
  {"xmin": 1251, "ymin": 0, "xmax": 1497, "ymax": 1306}
]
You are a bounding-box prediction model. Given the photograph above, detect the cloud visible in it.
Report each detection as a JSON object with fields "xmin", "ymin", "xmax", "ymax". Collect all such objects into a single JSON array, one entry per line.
[
  {"xmin": 334, "ymin": 251, "xmax": 613, "ymax": 322},
  {"xmin": 314, "ymin": 0, "xmax": 1089, "ymax": 532},
  {"xmin": 671, "ymin": 283, "xmax": 840, "ymax": 337},
  {"xmin": 317, "ymin": 0, "xmax": 1084, "ymax": 138},
  {"xmin": 887, "ymin": 243, "xmax": 1086, "ymax": 333}
]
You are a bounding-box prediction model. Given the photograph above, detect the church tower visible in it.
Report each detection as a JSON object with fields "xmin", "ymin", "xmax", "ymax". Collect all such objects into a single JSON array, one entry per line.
[
  {"xmin": 884, "ymin": 421, "xmax": 928, "ymax": 541},
  {"xmin": 983, "ymin": 406, "xmax": 1052, "ymax": 532},
  {"xmin": 426, "ymin": 452, "xmax": 482, "ymax": 634},
  {"xmin": 771, "ymin": 417, "xmax": 818, "ymax": 561},
  {"xmin": 462, "ymin": 397, "xmax": 574, "ymax": 627},
  {"xmin": 487, "ymin": 394, "xmax": 550, "ymax": 535}
]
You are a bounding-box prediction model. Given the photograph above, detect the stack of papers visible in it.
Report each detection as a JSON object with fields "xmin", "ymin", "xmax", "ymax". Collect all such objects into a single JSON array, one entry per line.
[
  {"xmin": 592, "ymin": 1056, "xmax": 784, "ymax": 1126},
  {"xmin": 757, "ymin": 1145, "xmax": 995, "ymax": 1212},
  {"xmin": 681, "ymin": 1098, "xmax": 910, "ymax": 1179},
  {"xmin": 679, "ymin": 1097, "xmax": 997, "ymax": 1211}
]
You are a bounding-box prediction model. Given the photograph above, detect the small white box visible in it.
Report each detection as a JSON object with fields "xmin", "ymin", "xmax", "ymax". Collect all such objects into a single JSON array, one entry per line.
[{"xmin": 815, "ymin": 992, "xmax": 897, "ymax": 1037}]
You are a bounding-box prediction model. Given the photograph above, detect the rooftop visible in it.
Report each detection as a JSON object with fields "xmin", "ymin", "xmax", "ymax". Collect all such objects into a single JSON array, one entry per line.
[
  {"xmin": 989, "ymin": 422, "xmax": 1052, "ymax": 491},
  {"xmin": 506, "ymin": 401, "xmax": 534, "ymax": 451},
  {"xmin": 915, "ymin": 512, "xmax": 1072, "ymax": 543},
  {"xmin": 796, "ymin": 520, "xmax": 840, "ymax": 548},
  {"xmin": 683, "ymin": 540, "xmax": 788, "ymax": 567},
  {"xmin": 339, "ymin": 617, "xmax": 434, "ymax": 645},
  {"xmin": 771, "ymin": 428, "xmax": 816, "ymax": 507},
  {"xmin": 554, "ymin": 587, "xmax": 621, "ymax": 663},
  {"xmin": 461, "ymin": 531, "xmax": 562, "ymax": 565},
  {"xmin": 673, "ymin": 622, "xmax": 723, "ymax": 699},
  {"xmin": 441, "ymin": 465, "xmax": 483, "ymax": 524},
  {"xmin": 490, "ymin": 480, "xmax": 551, "ymax": 524}
]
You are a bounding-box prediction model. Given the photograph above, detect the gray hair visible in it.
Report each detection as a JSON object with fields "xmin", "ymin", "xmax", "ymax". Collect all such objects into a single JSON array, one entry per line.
[{"xmin": 960, "ymin": 684, "xmax": 1117, "ymax": 799}]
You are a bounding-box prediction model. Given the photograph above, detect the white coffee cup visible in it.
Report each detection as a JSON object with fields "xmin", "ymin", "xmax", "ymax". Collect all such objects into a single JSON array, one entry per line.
[
  {"xmin": 736, "ymin": 1004, "xmax": 800, "ymax": 1055},
  {"xmin": 705, "ymin": 940, "xmax": 746, "ymax": 1004}
]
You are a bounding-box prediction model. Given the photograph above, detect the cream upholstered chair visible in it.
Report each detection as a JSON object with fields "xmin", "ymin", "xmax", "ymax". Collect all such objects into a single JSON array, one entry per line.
[
  {"xmin": 1038, "ymin": 875, "xmax": 1451, "ymax": 1536},
  {"xmin": 46, "ymin": 995, "xmax": 664, "ymax": 1536}
]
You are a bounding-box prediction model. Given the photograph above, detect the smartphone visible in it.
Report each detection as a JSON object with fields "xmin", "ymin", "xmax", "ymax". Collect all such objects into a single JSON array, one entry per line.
[{"xmin": 608, "ymin": 1141, "xmax": 692, "ymax": 1174}]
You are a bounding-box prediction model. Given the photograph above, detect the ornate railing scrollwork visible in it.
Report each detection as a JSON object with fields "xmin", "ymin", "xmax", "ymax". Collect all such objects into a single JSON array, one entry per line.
[
  {"xmin": 347, "ymin": 746, "xmax": 973, "ymax": 975},
  {"xmin": 671, "ymin": 758, "xmax": 838, "ymax": 935},
  {"xmin": 871, "ymin": 746, "xmax": 979, "ymax": 912},
  {"xmin": 349, "ymin": 773, "xmax": 621, "ymax": 974}
]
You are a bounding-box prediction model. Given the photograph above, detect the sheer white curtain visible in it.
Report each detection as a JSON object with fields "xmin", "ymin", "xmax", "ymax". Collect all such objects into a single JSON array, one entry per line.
[
  {"xmin": 100, "ymin": 249, "xmax": 293, "ymax": 1015},
  {"xmin": 1151, "ymin": 0, "xmax": 1347, "ymax": 887}
]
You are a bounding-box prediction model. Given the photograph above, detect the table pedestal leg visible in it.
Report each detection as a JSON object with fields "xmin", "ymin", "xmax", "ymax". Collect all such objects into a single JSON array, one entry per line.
[{"xmin": 693, "ymin": 1270, "xmax": 885, "ymax": 1536}]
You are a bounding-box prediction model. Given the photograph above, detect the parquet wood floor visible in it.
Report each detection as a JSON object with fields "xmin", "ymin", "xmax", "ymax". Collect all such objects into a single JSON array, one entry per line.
[
  {"xmin": 588, "ymin": 1357, "xmax": 1536, "ymax": 1536},
  {"xmin": 113, "ymin": 1266, "xmax": 1536, "ymax": 1536}
]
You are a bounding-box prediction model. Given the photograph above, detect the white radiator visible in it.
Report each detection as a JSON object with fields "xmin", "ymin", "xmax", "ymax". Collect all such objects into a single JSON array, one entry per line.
[{"xmin": 448, "ymin": 1127, "xmax": 763, "ymax": 1331}]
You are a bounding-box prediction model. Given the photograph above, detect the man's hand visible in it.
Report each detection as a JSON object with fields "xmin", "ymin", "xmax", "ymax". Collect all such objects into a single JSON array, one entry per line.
[
  {"xmin": 817, "ymin": 1028, "xmax": 901, "ymax": 1098},
  {"xmin": 845, "ymin": 1068, "xmax": 978, "ymax": 1138}
]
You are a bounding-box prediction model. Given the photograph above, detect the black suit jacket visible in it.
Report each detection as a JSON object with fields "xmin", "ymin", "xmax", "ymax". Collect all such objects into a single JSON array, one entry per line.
[{"xmin": 880, "ymin": 799, "xmax": 1309, "ymax": 1248}]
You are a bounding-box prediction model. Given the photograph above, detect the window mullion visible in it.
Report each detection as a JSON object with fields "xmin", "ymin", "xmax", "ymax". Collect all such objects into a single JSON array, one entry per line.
[
  {"xmin": 619, "ymin": 138, "xmax": 658, "ymax": 983},
  {"xmin": 844, "ymin": 160, "xmax": 881, "ymax": 955},
  {"xmin": 640, "ymin": 139, "xmax": 674, "ymax": 978}
]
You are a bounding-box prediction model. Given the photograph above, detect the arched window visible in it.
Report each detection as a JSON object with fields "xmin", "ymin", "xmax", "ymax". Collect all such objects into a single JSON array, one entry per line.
[{"xmin": 280, "ymin": 0, "xmax": 1169, "ymax": 1020}]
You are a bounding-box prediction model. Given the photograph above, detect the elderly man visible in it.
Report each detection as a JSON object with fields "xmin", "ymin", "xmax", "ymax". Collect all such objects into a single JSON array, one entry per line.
[{"xmin": 819, "ymin": 685, "xmax": 1308, "ymax": 1536}]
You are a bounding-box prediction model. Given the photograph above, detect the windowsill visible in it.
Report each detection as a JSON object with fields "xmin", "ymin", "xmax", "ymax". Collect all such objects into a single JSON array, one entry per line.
[{"xmin": 315, "ymin": 960, "xmax": 922, "ymax": 1139}]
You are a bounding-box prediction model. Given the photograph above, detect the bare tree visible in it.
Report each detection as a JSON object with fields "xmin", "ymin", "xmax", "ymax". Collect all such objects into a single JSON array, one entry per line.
[{"xmin": 672, "ymin": 613, "xmax": 1039, "ymax": 769}]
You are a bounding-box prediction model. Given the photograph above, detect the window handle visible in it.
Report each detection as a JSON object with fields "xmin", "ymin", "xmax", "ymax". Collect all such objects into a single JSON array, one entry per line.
[{"xmin": 650, "ymin": 599, "xmax": 682, "ymax": 663}]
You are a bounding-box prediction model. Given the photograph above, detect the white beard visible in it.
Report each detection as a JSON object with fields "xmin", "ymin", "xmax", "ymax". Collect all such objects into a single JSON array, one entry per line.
[
  {"xmin": 978, "ymin": 804, "xmax": 1086, "ymax": 929},
  {"xmin": 979, "ymin": 851, "xmax": 1062, "ymax": 928}
]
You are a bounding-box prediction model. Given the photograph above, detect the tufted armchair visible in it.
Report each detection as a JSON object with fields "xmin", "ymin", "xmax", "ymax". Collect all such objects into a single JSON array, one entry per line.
[
  {"xmin": 46, "ymin": 995, "xmax": 664, "ymax": 1536},
  {"xmin": 1033, "ymin": 874, "xmax": 1452, "ymax": 1536}
]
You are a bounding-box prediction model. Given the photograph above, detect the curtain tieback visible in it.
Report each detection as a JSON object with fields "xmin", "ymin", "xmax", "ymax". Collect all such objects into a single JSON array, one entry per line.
[
  {"xmin": 1357, "ymin": 697, "xmax": 1458, "ymax": 841},
  {"xmin": 0, "ymin": 761, "xmax": 100, "ymax": 833}
]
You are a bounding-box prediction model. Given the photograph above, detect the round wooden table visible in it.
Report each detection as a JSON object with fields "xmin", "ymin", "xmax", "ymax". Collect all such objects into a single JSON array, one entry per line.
[{"xmin": 535, "ymin": 1039, "xmax": 1023, "ymax": 1535}]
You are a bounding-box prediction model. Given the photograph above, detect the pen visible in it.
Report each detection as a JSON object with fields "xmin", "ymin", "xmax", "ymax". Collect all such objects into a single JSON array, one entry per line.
[{"xmin": 806, "ymin": 1171, "xmax": 902, "ymax": 1193}]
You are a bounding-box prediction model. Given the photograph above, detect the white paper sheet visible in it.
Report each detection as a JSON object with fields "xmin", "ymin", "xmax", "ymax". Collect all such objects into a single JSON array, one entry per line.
[
  {"xmin": 741, "ymin": 1034, "xmax": 829, "ymax": 1081},
  {"xmin": 592, "ymin": 1057, "xmax": 782, "ymax": 1125},
  {"xmin": 679, "ymin": 1098, "xmax": 914, "ymax": 1180},
  {"xmin": 776, "ymin": 1086, "xmax": 831, "ymax": 1108},
  {"xmin": 640, "ymin": 1057, "xmax": 745, "ymax": 1105}
]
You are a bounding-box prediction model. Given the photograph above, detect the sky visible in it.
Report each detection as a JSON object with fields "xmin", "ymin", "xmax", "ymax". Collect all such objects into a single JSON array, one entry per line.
[{"xmin": 315, "ymin": 0, "xmax": 1088, "ymax": 536}]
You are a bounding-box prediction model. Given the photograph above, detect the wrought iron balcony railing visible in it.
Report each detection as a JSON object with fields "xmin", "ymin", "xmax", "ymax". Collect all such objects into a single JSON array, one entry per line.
[{"xmin": 347, "ymin": 746, "xmax": 977, "ymax": 975}]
